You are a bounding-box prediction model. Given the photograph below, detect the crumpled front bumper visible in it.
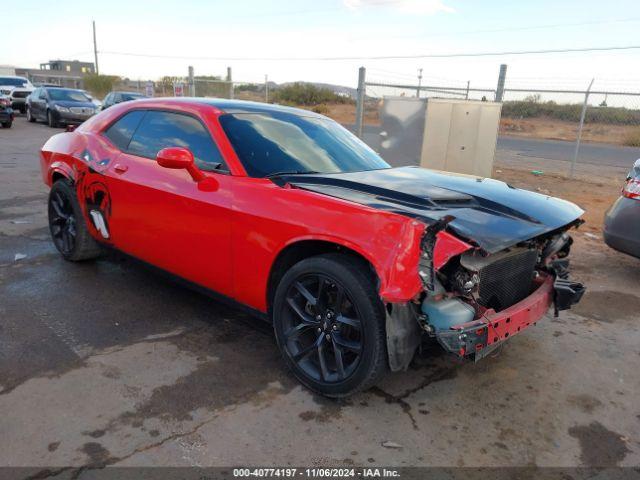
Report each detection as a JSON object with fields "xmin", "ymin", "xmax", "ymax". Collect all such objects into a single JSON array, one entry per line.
[{"xmin": 436, "ymin": 273, "xmax": 585, "ymax": 361}]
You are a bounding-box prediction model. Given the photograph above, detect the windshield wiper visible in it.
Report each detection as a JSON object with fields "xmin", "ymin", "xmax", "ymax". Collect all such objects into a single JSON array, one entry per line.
[{"xmin": 264, "ymin": 170, "xmax": 320, "ymax": 178}]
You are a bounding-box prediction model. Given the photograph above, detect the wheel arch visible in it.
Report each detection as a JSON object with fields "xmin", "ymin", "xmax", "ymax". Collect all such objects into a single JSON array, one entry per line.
[
  {"xmin": 48, "ymin": 161, "xmax": 75, "ymax": 186},
  {"xmin": 266, "ymin": 238, "xmax": 381, "ymax": 316}
]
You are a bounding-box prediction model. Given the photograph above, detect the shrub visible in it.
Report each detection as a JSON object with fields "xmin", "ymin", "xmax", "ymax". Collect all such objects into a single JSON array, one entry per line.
[
  {"xmin": 501, "ymin": 100, "xmax": 640, "ymax": 125},
  {"xmin": 271, "ymin": 82, "xmax": 350, "ymax": 106},
  {"xmin": 83, "ymin": 74, "xmax": 120, "ymax": 98}
]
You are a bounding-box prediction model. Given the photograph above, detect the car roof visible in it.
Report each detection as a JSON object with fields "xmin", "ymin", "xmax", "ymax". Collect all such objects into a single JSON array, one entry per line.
[
  {"xmin": 113, "ymin": 91, "xmax": 145, "ymax": 95},
  {"xmin": 144, "ymin": 97, "xmax": 326, "ymax": 118},
  {"xmin": 43, "ymin": 86, "xmax": 83, "ymax": 91}
]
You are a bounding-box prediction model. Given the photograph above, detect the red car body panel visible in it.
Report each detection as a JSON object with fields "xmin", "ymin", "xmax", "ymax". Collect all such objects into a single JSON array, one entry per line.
[{"xmin": 40, "ymin": 99, "xmax": 429, "ymax": 313}]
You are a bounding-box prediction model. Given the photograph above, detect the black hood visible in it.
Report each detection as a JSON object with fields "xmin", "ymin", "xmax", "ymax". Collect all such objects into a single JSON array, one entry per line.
[{"xmin": 278, "ymin": 167, "xmax": 584, "ymax": 253}]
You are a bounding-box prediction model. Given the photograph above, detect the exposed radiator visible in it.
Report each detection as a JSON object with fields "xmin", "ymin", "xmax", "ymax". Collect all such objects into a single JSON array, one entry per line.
[{"xmin": 462, "ymin": 248, "xmax": 538, "ymax": 312}]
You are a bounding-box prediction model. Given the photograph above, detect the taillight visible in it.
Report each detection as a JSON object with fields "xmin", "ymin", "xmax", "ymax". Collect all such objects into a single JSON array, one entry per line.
[{"xmin": 622, "ymin": 179, "xmax": 640, "ymax": 200}]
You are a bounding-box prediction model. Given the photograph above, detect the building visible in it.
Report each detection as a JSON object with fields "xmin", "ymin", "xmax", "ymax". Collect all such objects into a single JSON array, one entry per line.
[
  {"xmin": 15, "ymin": 60, "xmax": 96, "ymax": 89},
  {"xmin": 39, "ymin": 60, "xmax": 95, "ymax": 75}
]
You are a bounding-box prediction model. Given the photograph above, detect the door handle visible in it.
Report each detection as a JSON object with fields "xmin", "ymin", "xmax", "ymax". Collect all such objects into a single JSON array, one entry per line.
[{"xmin": 113, "ymin": 164, "xmax": 129, "ymax": 174}]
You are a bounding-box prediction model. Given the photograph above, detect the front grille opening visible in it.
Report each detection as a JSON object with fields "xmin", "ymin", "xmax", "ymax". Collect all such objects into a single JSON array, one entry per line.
[{"xmin": 477, "ymin": 249, "xmax": 538, "ymax": 311}]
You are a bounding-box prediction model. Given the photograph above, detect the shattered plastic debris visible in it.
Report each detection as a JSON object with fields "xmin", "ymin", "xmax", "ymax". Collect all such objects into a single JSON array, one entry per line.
[
  {"xmin": 531, "ymin": 170, "xmax": 544, "ymax": 176},
  {"xmin": 381, "ymin": 441, "xmax": 403, "ymax": 449},
  {"xmin": 584, "ymin": 232, "xmax": 599, "ymax": 240},
  {"xmin": 14, "ymin": 253, "xmax": 27, "ymax": 261},
  {"xmin": 10, "ymin": 220, "xmax": 31, "ymax": 224}
]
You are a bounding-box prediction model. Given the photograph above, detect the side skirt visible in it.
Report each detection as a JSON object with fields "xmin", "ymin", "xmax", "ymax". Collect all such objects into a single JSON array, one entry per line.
[{"xmin": 98, "ymin": 244, "xmax": 271, "ymax": 325}]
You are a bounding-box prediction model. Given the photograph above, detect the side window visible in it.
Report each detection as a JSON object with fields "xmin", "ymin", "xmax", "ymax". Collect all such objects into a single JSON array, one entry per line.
[
  {"xmin": 127, "ymin": 111, "xmax": 226, "ymax": 171},
  {"xmin": 103, "ymin": 110, "xmax": 146, "ymax": 151},
  {"xmin": 114, "ymin": 93, "xmax": 122, "ymax": 103},
  {"xmin": 104, "ymin": 93, "xmax": 112, "ymax": 104}
]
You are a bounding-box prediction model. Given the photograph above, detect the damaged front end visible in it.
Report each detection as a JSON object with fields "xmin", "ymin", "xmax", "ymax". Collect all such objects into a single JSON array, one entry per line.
[{"xmin": 386, "ymin": 219, "xmax": 585, "ymax": 369}]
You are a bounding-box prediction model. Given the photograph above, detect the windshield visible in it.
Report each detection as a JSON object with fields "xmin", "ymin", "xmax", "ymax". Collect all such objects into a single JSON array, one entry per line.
[
  {"xmin": 219, "ymin": 112, "xmax": 390, "ymax": 177},
  {"xmin": 122, "ymin": 93, "xmax": 145, "ymax": 101},
  {"xmin": 47, "ymin": 89, "xmax": 91, "ymax": 102},
  {"xmin": 0, "ymin": 77, "xmax": 28, "ymax": 87}
]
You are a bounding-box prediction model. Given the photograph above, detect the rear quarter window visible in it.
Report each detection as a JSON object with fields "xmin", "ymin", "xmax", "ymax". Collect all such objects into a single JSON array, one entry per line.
[{"xmin": 103, "ymin": 110, "xmax": 146, "ymax": 150}]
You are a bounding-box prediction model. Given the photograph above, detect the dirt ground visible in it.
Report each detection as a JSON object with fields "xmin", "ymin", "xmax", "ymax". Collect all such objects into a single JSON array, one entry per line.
[
  {"xmin": 492, "ymin": 166, "xmax": 620, "ymax": 237},
  {"xmin": 500, "ymin": 117, "xmax": 638, "ymax": 146},
  {"xmin": 1, "ymin": 115, "xmax": 639, "ymax": 475}
]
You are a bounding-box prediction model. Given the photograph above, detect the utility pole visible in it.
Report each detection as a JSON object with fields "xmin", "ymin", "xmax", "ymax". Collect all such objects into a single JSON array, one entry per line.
[
  {"xmin": 417, "ymin": 68, "xmax": 423, "ymax": 98},
  {"xmin": 265, "ymin": 74, "xmax": 269, "ymax": 103},
  {"xmin": 92, "ymin": 20, "xmax": 99, "ymax": 75},
  {"xmin": 465, "ymin": 80, "xmax": 470, "ymax": 100}
]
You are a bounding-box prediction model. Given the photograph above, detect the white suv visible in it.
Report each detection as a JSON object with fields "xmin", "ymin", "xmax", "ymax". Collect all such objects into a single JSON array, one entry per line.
[{"xmin": 0, "ymin": 76, "xmax": 34, "ymax": 114}]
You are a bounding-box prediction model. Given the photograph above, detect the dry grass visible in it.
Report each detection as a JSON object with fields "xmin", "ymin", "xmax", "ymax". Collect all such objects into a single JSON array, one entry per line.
[
  {"xmin": 500, "ymin": 117, "xmax": 638, "ymax": 146},
  {"xmin": 623, "ymin": 128, "xmax": 640, "ymax": 147}
]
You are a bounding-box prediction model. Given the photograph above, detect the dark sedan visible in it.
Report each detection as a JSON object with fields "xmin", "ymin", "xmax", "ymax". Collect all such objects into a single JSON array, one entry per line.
[
  {"xmin": 604, "ymin": 159, "xmax": 640, "ymax": 259},
  {"xmin": 101, "ymin": 91, "xmax": 146, "ymax": 110},
  {"xmin": 26, "ymin": 87, "xmax": 97, "ymax": 128}
]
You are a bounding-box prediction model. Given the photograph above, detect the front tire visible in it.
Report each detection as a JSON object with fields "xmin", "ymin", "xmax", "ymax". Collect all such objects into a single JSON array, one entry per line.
[
  {"xmin": 48, "ymin": 179, "xmax": 102, "ymax": 261},
  {"xmin": 1, "ymin": 121, "xmax": 11, "ymax": 128},
  {"xmin": 273, "ymin": 253, "xmax": 387, "ymax": 397},
  {"xmin": 47, "ymin": 109, "xmax": 58, "ymax": 128},
  {"xmin": 26, "ymin": 107, "xmax": 35, "ymax": 122}
]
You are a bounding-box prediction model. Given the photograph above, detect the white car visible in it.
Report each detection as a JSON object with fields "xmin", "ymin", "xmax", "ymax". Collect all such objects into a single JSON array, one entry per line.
[{"xmin": 0, "ymin": 76, "xmax": 34, "ymax": 113}]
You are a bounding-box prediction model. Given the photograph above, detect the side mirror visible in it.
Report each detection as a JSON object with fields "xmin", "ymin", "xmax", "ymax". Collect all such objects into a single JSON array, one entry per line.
[
  {"xmin": 156, "ymin": 147, "xmax": 217, "ymax": 192},
  {"xmin": 157, "ymin": 146, "xmax": 195, "ymax": 170}
]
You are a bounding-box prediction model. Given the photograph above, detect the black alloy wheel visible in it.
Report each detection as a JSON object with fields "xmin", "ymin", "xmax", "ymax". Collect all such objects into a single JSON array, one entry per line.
[
  {"xmin": 49, "ymin": 189, "xmax": 77, "ymax": 255},
  {"xmin": 283, "ymin": 273, "xmax": 364, "ymax": 383},
  {"xmin": 47, "ymin": 179, "xmax": 102, "ymax": 261},
  {"xmin": 273, "ymin": 254, "xmax": 387, "ymax": 397}
]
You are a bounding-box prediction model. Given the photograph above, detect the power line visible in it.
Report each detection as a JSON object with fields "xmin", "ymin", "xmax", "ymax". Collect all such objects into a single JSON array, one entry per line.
[{"xmin": 99, "ymin": 44, "xmax": 640, "ymax": 62}]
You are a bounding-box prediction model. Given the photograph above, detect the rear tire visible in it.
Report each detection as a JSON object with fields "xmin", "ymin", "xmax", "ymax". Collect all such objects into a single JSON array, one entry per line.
[
  {"xmin": 1, "ymin": 121, "xmax": 11, "ymax": 128},
  {"xmin": 273, "ymin": 253, "xmax": 387, "ymax": 397},
  {"xmin": 48, "ymin": 179, "xmax": 102, "ymax": 261},
  {"xmin": 47, "ymin": 109, "xmax": 58, "ymax": 128},
  {"xmin": 26, "ymin": 107, "xmax": 35, "ymax": 122}
]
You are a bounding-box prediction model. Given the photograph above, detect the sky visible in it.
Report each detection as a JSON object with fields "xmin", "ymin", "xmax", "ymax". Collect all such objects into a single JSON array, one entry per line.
[{"xmin": 2, "ymin": 0, "xmax": 640, "ymax": 97}]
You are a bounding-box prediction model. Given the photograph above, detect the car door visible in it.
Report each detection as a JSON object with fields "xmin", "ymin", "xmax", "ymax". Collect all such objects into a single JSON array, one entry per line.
[
  {"xmin": 100, "ymin": 109, "xmax": 234, "ymax": 298},
  {"xmin": 32, "ymin": 88, "xmax": 47, "ymax": 119}
]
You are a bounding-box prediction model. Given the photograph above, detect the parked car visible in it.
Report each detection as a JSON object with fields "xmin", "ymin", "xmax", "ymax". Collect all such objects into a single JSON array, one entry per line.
[
  {"xmin": 604, "ymin": 159, "xmax": 640, "ymax": 259},
  {"xmin": 0, "ymin": 75, "xmax": 34, "ymax": 113},
  {"xmin": 27, "ymin": 87, "xmax": 97, "ymax": 127},
  {"xmin": 101, "ymin": 91, "xmax": 146, "ymax": 110},
  {"xmin": 39, "ymin": 99, "xmax": 586, "ymax": 397},
  {"xmin": 82, "ymin": 90, "xmax": 103, "ymax": 110},
  {"xmin": 0, "ymin": 95, "xmax": 14, "ymax": 128}
]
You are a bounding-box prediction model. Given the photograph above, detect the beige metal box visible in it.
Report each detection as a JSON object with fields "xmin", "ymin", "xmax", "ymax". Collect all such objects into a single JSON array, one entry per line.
[
  {"xmin": 377, "ymin": 97, "xmax": 502, "ymax": 176},
  {"xmin": 419, "ymin": 98, "xmax": 502, "ymax": 177}
]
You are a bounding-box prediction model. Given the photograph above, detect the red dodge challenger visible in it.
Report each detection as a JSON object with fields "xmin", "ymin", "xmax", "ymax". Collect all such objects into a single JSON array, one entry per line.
[{"xmin": 40, "ymin": 98, "xmax": 585, "ymax": 397}]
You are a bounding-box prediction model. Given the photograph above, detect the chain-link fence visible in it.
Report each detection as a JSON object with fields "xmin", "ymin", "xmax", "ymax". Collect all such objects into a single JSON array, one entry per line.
[{"xmin": 356, "ymin": 67, "xmax": 640, "ymax": 182}]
